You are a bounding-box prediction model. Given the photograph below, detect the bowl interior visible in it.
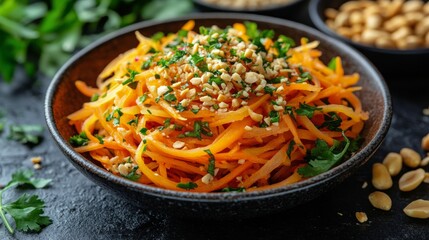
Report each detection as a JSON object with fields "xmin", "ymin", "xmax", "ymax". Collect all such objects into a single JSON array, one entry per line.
[{"xmin": 46, "ymin": 13, "xmax": 391, "ymax": 201}]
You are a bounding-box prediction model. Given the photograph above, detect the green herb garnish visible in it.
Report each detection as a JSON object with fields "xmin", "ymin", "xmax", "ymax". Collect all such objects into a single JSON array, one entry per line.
[
  {"xmin": 0, "ymin": 169, "xmax": 52, "ymax": 234},
  {"xmin": 8, "ymin": 124, "xmax": 44, "ymax": 145},
  {"xmin": 177, "ymin": 182, "xmax": 198, "ymax": 190},
  {"xmin": 204, "ymin": 149, "xmax": 216, "ymax": 176},
  {"xmin": 295, "ymin": 103, "xmax": 322, "ymax": 118},
  {"xmin": 69, "ymin": 132, "xmax": 89, "ymax": 147}
]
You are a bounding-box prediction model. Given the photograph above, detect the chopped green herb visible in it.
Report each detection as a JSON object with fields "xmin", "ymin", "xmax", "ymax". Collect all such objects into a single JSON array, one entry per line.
[
  {"xmin": 229, "ymin": 48, "xmax": 237, "ymax": 56},
  {"xmin": 139, "ymin": 94, "xmax": 148, "ymax": 104},
  {"xmin": 127, "ymin": 117, "xmax": 139, "ymax": 126},
  {"xmin": 263, "ymin": 86, "xmax": 276, "ymax": 96},
  {"xmin": 157, "ymin": 58, "xmax": 169, "ymax": 68},
  {"xmin": 0, "ymin": 169, "xmax": 52, "ymax": 234},
  {"xmin": 8, "ymin": 125, "xmax": 44, "ymax": 145},
  {"xmin": 199, "ymin": 26, "xmax": 209, "ymax": 35},
  {"xmin": 212, "ymin": 104, "xmax": 219, "ymax": 110},
  {"xmin": 163, "ymin": 93, "xmax": 177, "ymax": 102},
  {"xmin": 90, "ymin": 93, "xmax": 99, "ymax": 102},
  {"xmin": 244, "ymin": 21, "xmax": 259, "ymax": 39},
  {"xmin": 221, "ymin": 187, "xmax": 246, "ymax": 192},
  {"xmin": 269, "ymin": 110, "xmax": 280, "ymax": 123},
  {"xmin": 95, "ymin": 135, "xmax": 104, "ymax": 144},
  {"xmin": 140, "ymin": 128, "xmax": 148, "ymax": 135},
  {"xmin": 268, "ymin": 77, "xmax": 284, "ymax": 84},
  {"xmin": 295, "ymin": 103, "xmax": 322, "ymax": 118},
  {"xmin": 191, "ymin": 108, "xmax": 200, "ymax": 114},
  {"xmin": 286, "ymin": 140, "xmax": 296, "ymax": 159},
  {"xmin": 274, "ymin": 35, "xmax": 295, "ymax": 58},
  {"xmin": 178, "ymin": 121, "xmax": 212, "ymax": 140},
  {"xmin": 177, "ymin": 29, "xmax": 188, "ymax": 38},
  {"xmin": 204, "ymin": 149, "xmax": 216, "ymax": 176},
  {"xmin": 320, "ymin": 112, "xmax": 342, "ymax": 131},
  {"xmin": 141, "ymin": 58, "xmax": 153, "ymax": 70},
  {"xmin": 174, "ymin": 103, "xmax": 187, "ymax": 112},
  {"xmin": 69, "ymin": 132, "xmax": 89, "ymax": 147},
  {"xmin": 168, "ymin": 50, "xmax": 186, "ymax": 65},
  {"xmin": 151, "ymin": 32, "xmax": 165, "ymax": 42},
  {"xmin": 155, "ymin": 73, "xmax": 161, "ymax": 79},
  {"xmin": 122, "ymin": 69, "xmax": 139, "ymax": 87},
  {"xmin": 298, "ymin": 132, "xmax": 351, "ymax": 177},
  {"xmin": 208, "ymin": 76, "xmax": 223, "ymax": 85},
  {"xmin": 177, "ymin": 182, "xmax": 198, "ymax": 190},
  {"xmin": 328, "ymin": 57, "xmax": 337, "ymax": 70},
  {"xmin": 159, "ymin": 118, "xmax": 171, "ymax": 130},
  {"xmin": 190, "ymin": 54, "xmax": 208, "ymax": 72},
  {"xmin": 121, "ymin": 166, "xmax": 140, "ymax": 181},
  {"xmin": 106, "ymin": 108, "xmax": 123, "ymax": 126}
]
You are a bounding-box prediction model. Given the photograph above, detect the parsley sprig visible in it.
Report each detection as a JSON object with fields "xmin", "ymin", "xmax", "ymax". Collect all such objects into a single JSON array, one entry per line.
[
  {"xmin": 0, "ymin": 169, "xmax": 52, "ymax": 234},
  {"xmin": 298, "ymin": 132, "xmax": 350, "ymax": 177}
]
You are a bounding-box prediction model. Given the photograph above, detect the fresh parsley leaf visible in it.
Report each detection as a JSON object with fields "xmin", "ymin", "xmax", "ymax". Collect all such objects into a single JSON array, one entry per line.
[
  {"xmin": 229, "ymin": 48, "xmax": 237, "ymax": 56},
  {"xmin": 141, "ymin": 57, "xmax": 153, "ymax": 70},
  {"xmin": 208, "ymin": 76, "xmax": 223, "ymax": 85},
  {"xmin": 0, "ymin": 169, "xmax": 52, "ymax": 234},
  {"xmin": 177, "ymin": 182, "xmax": 197, "ymax": 190},
  {"xmin": 295, "ymin": 103, "xmax": 322, "ymax": 118},
  {"xmin": 298, "ymin": 132, "xmax": 351, "ymax": 177},
  {"xmin": 221, "ymin": 187, "xmax": 246, "ymax": 192},
  {"xmin": 69, "ymin": 132, "xmax": 89, "ymax": 147},
  {"xmin": 6, "ymin": 169, "xmax": 51, "ymax": 189},
  {"xmin": 8, "ymin": 124, "xmax": 44, "ymax": 145},
  {"xmin": 127, "ymin": 117, "xmax": 139, "ymax": 126},
  {"xmin": 190, "ymin": 54, "xmax": 209, "ymax": 72},
  {"xmin": 204, "ymin": 149, "xmax": 215, "ymax": 176},
  {"xmin": 139, "ymin": 94, "xmax": 148, "ymax": 104},
  {"xmin": 3, "ymin": 194, "xmax": 52, "ymax": 233}
]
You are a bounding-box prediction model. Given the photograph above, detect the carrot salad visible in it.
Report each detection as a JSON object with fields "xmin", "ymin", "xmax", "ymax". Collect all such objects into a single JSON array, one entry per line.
[{"xmin": 68, "ymin": 20, "xmax": 368, "ymax": 192}]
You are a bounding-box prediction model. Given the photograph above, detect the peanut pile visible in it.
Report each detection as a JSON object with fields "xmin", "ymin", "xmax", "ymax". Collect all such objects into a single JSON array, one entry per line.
[
  {"xmin": 325, "ymin": 0, "xmax": 429, "ymax": 49},
  {"xmin": 357, "ymin": 132, "xmax": 429, "ymax": 223}
]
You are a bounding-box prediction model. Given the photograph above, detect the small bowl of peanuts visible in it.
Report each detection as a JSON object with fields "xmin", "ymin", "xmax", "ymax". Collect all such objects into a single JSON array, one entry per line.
[
  {"xmin": 193, "ymin": 0, "xmax": 305, "ymax": 17},
  {"xmin": 309, "ymin": 0, "xmax": 429, "ymax": 74}
]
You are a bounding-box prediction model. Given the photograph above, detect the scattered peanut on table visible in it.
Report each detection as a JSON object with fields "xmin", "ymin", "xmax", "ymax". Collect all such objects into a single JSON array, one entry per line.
[
  {"xmin": 368, "ymin": 191, "xmax": 392, "ymax": 211},
  {"xmin": 372, "ymin": 163, "xmax": 393, "ymax": 190},
  {"xmin": 355, "ymin": 212, "xmax": 369, "ymax": 223},
  {"xmin": 361, "ymin": 132, "xmax": 429, "ymax": 222},
  {"xmin": 324, "ymin": 0, "xmax": 429, "ymax": 49}
]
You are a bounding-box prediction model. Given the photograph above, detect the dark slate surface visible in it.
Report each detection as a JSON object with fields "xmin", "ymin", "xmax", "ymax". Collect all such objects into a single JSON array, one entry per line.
[{"xmin": 1, "ymin": 7, "xmax": 429, "ymax": 240}]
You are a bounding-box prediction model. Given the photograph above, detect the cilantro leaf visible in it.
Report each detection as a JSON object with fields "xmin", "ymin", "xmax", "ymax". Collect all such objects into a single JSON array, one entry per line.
[
  {"xmin": 6, "ymin": 169, "xmax": 51, "ymax": 189},
  {"xmin": 8, "ymin": 124, "xmax": 44, "ymax": 145},
  {"xmin": 295, "ymin": 103, "xmax": 322, "ymax": 118},
  {"xmin": 3, "ymin": 194, "xmax": 52, "ymax": 232},
  {"xmin": 320, "ymin": 112, "xmax": 342, "ymax": 131},
  {"xmin": 106, "ymin": 108, "xmax": 123, "ymax": 126},
  {"xmin": 69, "ymin": 132, "xmax": 89, "ymax": 147},
  {"xmin": 286, "ymin": 140, "xmax": 296, "ymax": 159},
  {"xmin": 177, "ymin": 182, "xmax": 198, "ymax": 190},
  {"xmin": 298, "ymin": 133, "xmax": 351, "ymax": 177},
  {"xmin": 244, "ymin": 21, "xmax": 259, "ymax": 39}
]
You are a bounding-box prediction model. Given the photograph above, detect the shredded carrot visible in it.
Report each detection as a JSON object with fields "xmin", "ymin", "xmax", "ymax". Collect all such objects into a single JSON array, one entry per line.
[{"xmin": 67, "ymin": 20, "xmax": 367, "ymax": 193}]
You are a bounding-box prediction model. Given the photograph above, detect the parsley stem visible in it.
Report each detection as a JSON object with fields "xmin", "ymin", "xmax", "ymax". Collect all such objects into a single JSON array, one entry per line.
[{"xmin": 0, "ymin": 194, "xmax": 14, "ymax": 234}]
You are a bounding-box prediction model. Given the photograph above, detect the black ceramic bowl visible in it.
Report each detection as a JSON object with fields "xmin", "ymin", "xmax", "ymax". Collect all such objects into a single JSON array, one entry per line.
[
  {"xmin": 193, "ymin": 0, "xmax": 305, "ymax": 18},
  {"xmin": 309, "ymin": 0, "xmax": 429, "ymax": 75},
  {"xmin": 45, "ymin": 13, "xmax": 392, "ymax": 219}
]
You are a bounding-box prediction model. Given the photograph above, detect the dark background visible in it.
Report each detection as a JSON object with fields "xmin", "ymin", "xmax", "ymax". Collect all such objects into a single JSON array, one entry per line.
[{"xmin": 1, "ymin": 1, "xmax": 429, "ymax": 239}]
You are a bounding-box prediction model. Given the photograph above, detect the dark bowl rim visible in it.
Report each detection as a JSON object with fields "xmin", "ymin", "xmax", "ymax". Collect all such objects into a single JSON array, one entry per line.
[
  {"xmin": 193, "ymin": 0, "xmax": 304, "ymax": 12},
  {"xmin": 45, "ymin": 12, "xmax": 392, "ymax": 203},
  {"xmin": 308, "ymin": 0, "xmax": 429, "ymax": 55}
]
